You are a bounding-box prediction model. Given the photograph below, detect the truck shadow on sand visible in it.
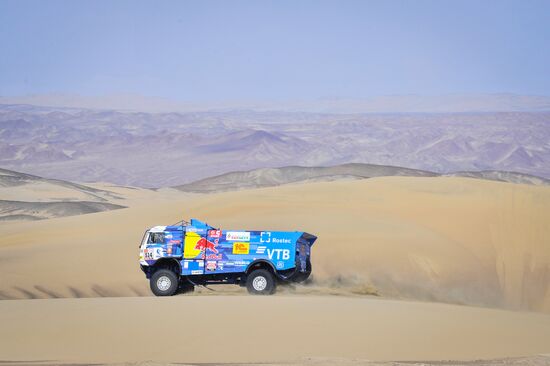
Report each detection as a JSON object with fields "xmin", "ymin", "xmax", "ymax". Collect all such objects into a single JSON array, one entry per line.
[
  {"xmin": 0, "ymin": 284, "xmax": 150, "ymax": 300},
  {"xmin": 0, "ymin": 276, "xmax": 379, "ymax": 300}
]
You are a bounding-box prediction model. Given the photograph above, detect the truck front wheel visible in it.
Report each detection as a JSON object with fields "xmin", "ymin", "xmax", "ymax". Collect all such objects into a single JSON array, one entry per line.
[
  {"xmin": 246, "ymin": 269, "xmax": 276, "ymax": 295},
  {"xmin": 150, "ymin": 269, "xmax": 179, "ymax": 296}
]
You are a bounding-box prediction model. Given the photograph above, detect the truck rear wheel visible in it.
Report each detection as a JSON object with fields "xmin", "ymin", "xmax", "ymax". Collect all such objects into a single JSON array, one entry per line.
[
  {"xmin": 246, "ymin": 269, "xmax": 276, "ymax": 295},
  {"xmin": 150, "ymin": 269, "xmax": 179, "ymax": 296}
]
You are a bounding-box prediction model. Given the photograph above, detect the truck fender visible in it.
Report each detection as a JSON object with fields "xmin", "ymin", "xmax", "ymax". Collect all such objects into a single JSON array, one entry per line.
[
  {"xmin": 148, "ymin": 258, "xmax": 181, "ymax": 277},
  {"xmin": 245, "ymin": 259, "xmax": 279, "ymax": 278}
]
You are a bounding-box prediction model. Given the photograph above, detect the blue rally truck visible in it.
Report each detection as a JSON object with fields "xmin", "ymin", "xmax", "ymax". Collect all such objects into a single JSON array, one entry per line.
[{"xmin": 139, "ymin": 219, "xmax": 317, "ymax": 296}]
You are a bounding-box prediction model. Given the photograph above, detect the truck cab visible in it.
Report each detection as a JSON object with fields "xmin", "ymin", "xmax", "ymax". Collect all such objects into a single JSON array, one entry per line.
[{"xmin": 139, "ymin": 219, "xmax": 316, "ymax": 296}]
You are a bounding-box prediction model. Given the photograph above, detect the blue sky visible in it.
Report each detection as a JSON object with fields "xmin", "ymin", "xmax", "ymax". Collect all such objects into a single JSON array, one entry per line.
[{"xmin": 1, "ymin": 0, "xmax": 549, "ymax": 100}]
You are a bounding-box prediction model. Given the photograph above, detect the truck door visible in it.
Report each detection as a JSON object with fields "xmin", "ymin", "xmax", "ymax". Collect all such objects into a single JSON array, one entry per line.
[
  {"xmin": 204, "ymin": 229, "xmax": 222, "ymax": 273},
  {"xmin": 181, "ymin": 231, "xmax": 206, "ymax": 276}
]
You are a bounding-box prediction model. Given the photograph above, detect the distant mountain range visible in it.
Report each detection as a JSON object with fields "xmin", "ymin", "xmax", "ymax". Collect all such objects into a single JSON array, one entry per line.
[
  {"xmin": 2, "ymin": 93, "xmax": 550, "ymax": 113},
  {"xmin": 1, "ymin": 103, "xmax": 549, "ymax": 187}
]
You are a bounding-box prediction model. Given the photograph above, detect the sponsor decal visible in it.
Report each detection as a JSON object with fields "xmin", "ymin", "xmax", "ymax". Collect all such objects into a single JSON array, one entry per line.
[
  {"xmin": 183, "ymin": 261, "xmax": 189, "ymax": 269},
  {"xmin": 169, "ymin": 239, "xmax": 181, "ymax": 244},
  {"xmin": 191, "ymin": 270, "xmax": 202, "ymax": 275},
  {"xmin": 208, "ymin": 229, "xmax": 221, "ymax": 238},
  {"xmin": 194, "ymin": 238, "xmax": 218, "ymax": 253},
  {"xmin": 277, "ymin": 261, "xmax": 284, "ymax": 269},
  {"xmin": 233, "ymin": 242, "xmax": 250, "ymax": 255},
  {"xmin": 267, "ymin": 249, "xmax": 290, "ymax": 260},
  {"xmin": 256, "ymin": 246, "xmax": 266, "ymax": 254},
  {"xmin": 206, "ymin": 261, "xmax": 217, "ymax": 272},
  {"xmin": 206, "ymin": 254, "xmax": 222, "ymax": 260},
  {"xmin": 226, "ymin": 231, "xmax": 250, "ymax": 241},
  {"xmin": 260, "ymin": 231, "xmax": 271, "ymax": 243},
  {"xmin": 233, "ymin": 260, "xmax": 249, "ymax": 266},
  {"xmin": 199, "ymin": 261, "xmax": 204, "ymax": 267},
  {"xmin": 261, "ymin": 232, "xmax": 292, "ymax": 244},
  {"xmin": 272, "ymin": 237, "xmax": 292, "ymax": 244},
  {"xmin": 260, "ymin": 231, "xmax": 292, "ymax": 244},
  {"xmin": 184, "ymin": 232, "xmax": 202, "ymax": 259},
  {"xmin": 187, "ymin": 227, "xmax": 207, "ymax": 234},
  {"xmin": 167, "ymin": 246, "xmax": 172, "ymax": 255},
  {"xmin": 165, "ymin": 233, "xmax": 173, "ymax": 239}
]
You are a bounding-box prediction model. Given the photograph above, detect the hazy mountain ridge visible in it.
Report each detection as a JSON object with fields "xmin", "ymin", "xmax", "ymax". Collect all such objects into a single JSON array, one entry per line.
[
  {"xmin": 445, "ymin": 170, "xmax": 550, "ymax": 186},
  {"xmin": 174, "ymin": 164, "xmax": 550, "ymax": 193},
  {"xmin": 2, "ymin": 93, "xmax": 550, "ymax": 113},
  {"xmin": 174, "ymin": 164, "xmax": 438, "ymax": 192},
  {"xmin": 1, "ymin": 104, "xmax": 549, "ymax": 187}
]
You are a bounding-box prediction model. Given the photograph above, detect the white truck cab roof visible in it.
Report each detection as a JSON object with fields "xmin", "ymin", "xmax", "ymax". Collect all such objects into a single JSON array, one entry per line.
[{"xmin": 148, "ymin": 226, "xmax": 167, "ymax": 233}]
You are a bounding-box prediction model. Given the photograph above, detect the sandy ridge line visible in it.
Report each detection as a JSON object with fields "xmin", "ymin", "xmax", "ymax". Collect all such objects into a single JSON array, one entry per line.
[{"xmin": 0, "ymin": 355, "xmax": 550, "ymax": 366}]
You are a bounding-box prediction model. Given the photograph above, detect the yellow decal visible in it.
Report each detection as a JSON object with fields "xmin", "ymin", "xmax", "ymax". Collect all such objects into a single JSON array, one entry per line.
[
  {"xmin": 232, "ymin": 242, "xmax": 249, "ymax": 255},
  {"xmin": 184, "ymin": 232, "xmax": 202, "ymax": 259}
]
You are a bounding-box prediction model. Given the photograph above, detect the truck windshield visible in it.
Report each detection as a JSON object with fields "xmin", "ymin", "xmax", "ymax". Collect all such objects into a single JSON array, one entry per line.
[{"xmin": 148, "ymin": 232, "xmax": 165, "ymax": 244}]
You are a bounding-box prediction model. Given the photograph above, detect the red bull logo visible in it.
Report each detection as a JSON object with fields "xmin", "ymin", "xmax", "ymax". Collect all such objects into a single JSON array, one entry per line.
[{"xmin": 194, "ymin": 237, "xmax": 218, "ymax": 253}]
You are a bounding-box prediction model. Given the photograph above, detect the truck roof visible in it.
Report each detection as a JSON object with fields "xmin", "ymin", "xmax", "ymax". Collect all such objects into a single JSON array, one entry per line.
[{"xmin": 148, "ymin": 225, "xmax": 167, "ymax": 233}]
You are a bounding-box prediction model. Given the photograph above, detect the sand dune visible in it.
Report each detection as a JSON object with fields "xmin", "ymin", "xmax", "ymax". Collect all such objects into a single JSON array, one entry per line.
[
  {"xmin": 1, "ymin": 296, "xmax": 550, "ymax": 364},
  {"xmin": 0, "ymin": 168, "xmax": 127, "ymax": 220},
  {"xmin": 0, "ymin": 200, "xmax": 126, "ymax": 221},
  {"xmin": 1, "ymin": 176, "xmax": 550, "ymax": 363},
  {"xmin": 0, "ymin": 176, "xmax": 549, "ymax": 313},
  {"xmin": 0, "ymin": 168, "xmax": 121, "ymax": 201}
]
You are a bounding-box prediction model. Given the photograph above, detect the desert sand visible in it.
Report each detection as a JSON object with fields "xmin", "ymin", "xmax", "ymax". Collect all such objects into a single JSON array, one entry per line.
[
  {"xmin": 1, "ymin": 296, "xmax": 550, "ymax": 364},
  {"xmin": 1, "ymin": 176, "xmax": 550, "ymax": 364},
  {"xmin": 1, "ymin": 176, "xmax": 549, "ymax": 311}
]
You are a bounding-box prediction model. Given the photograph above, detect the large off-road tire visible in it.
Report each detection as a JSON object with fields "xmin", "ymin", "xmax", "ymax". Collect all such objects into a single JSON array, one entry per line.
[
  {"xmin": 150, "ymin": 269, "xmax": 179, "ymax": 296},
  {"xmin": 246, "ymin": 269, "xmax": 276, "ymax": 295}
]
